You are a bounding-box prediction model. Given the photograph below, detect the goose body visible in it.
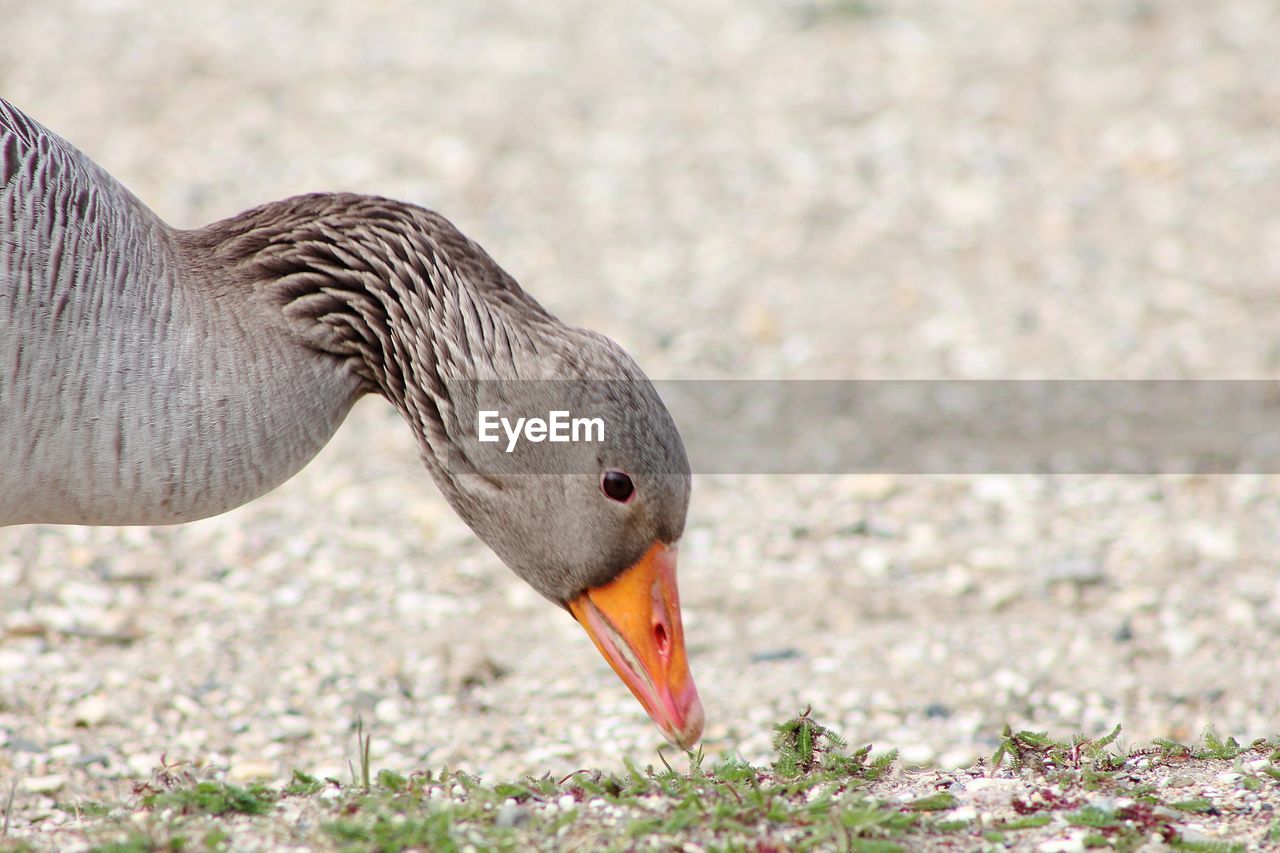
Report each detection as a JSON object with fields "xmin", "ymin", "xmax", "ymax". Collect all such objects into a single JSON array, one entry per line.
[
  {"xmin": 0, "ymin": 98, "xmax": 703, "ymax": 747},
  {"xmin": 0, "ymin": 102, "xmax": 360, "ymax": 525}
]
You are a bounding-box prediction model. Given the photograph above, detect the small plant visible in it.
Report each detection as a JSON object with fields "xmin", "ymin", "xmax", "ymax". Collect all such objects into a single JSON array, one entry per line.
[
  {"xmin": 771, "ymin": 706, "xmax": 889, "ymax": 780},
  {"xmin": 375, "ymin": 769, "xmax": 407, "ymax": 792},
  {"xmin": 1066, "ymin": 805, "xmax": 1121, "ymax": 829},
  {"xmin": 143, "ymin": 781, "xmax": 275, "ymax": 817},
  {"xmin": 904, "ymin": 792, "xmax": 957, "ymax": 812},
  {"xmin": 997, "ymin": 814, "xmax": 1052, "ymax": 831},
  {"xmin": 349, "ymin": 716, "xmax": 372, "ymax": 792},
  {"xmin": 203, "ymin": 826, "xmax": 229, "ymax": 850},
  {"xmin": 773, "ymin": 707, "xmax": 843, "ymax": 777},
  {"xmin": 992, "ymin": 726, "xmax": 1059, "ymax": 771},
  {"xmin": 1196, "ymin": 730, "xmax": 1244, "ymax": 761},
  {"xmin": 54, "ymin": 801, "xmax": 113, "ymax": 817},
  {"xmin": 1169, "ymin": 841, "xmax": 1246, "ymax": 853},
  {"xmin": 3, "ymin": 777, "xmax": 17, "ymax": 836},
  {"xmin": 1154, "ymin": 738, "xmax": 1194, "ymax": 759},
  {"xmin": 284, "ymin": 770, "xmax": 324, "ymax": 796}
]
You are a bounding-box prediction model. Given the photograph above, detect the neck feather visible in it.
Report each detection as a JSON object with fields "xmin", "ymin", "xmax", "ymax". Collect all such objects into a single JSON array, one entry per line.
[{"xmin": 182, "ymin": 193, "xmax": 557, "ymax": 432}]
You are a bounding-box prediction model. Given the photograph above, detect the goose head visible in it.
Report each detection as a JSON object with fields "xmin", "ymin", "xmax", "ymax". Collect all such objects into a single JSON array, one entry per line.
[{"xmin": 435, "ymin": 330, "xmax": 703, "ymax": 749}]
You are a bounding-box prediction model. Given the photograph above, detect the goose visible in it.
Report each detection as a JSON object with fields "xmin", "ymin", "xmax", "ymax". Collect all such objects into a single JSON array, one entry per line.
[{"xmin": 0, "ymin": 98, "xmax": 703, "ymax": 748}]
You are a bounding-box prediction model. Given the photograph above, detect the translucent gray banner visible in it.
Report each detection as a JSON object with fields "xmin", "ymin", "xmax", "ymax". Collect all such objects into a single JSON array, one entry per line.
[{"xmin": 440, "ymin": 380, "xmax": 1280, "ymax": 474}]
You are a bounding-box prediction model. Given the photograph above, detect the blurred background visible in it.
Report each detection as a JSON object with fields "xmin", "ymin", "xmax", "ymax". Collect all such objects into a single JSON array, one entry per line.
[{"xmin": 2, "ymin": 0, "xmax": 1279, "ymax": 800}]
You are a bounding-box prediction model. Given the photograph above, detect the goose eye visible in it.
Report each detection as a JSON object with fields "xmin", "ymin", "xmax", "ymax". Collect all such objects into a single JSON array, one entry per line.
[{"xmin": 601, "ymin": 470, "xmax": 635, "ymax": 503}]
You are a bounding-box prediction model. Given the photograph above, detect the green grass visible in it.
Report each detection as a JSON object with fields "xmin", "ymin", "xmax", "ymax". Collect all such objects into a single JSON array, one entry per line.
[
  {"xmin": 141, "ymin": 781, "xmax": 275, "ymax": 817},
  {"xmin": 283, "ymin": 769, "xmax": 325, "ymax": 797},
  {"xmin": 53, "ymin": 801, "xmax": 113, "ymax": 818},
  {"xmin": 6, "ymin": 714, "xmax": 1273, "ymax": 851}
]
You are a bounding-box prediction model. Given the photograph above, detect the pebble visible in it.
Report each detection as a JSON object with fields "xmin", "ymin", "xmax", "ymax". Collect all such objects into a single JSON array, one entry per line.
[
  {"xmin": 1183, "ymin": 525, "xmax": 1239, "ymax": 562},
  {"xmin": 970, "ymin": 478, "xmax": 1024, "ymax": 505},
  {"xmin": 228, "ymin": 760, "xmax": 277, "ymax": 783},
  {"xmin": 938, "ymin": 748, "xmax": 979, "ymax": 769},
  {"xmin": 842, "ymin": 475, "xmax": 897, "ymax": 502},
  {"xmin": 495, "ymin": 800, "xmax": 527, "ymax": 828},
  {"xmin": 4, "ymin": 610, "xmax": 44, "ymax": 636},
  {"xmin": 127, "ymin": 754, "xmax": 158, "ymax": 777},
  {"xmin": 957, "ymin": 778, "xmax": 1026, "ymax": 811},
  {"xmin": 8, "ymin": 737, "xmax": 43, "ymax": 753},
  {"xmin": 856, "ymin": 546, "xmax": 892, "ymax": 577},
  {"xmin": 72, "ymin": 694, "xmax": 111, "ymax": 727},
  {"xmin": 968, "ymin": 546, "xmax": 1018, "ymax": 572},
  {"xmin": 276, "ymin": 714, "xmax": 313, "ymax": 740},
  {"xmin": 897, "ymin": 743, "xmax": 936, "ymax": 765},
  {"xmin": 374, "ymin": 698, "xmax": 403, "ymax": 724},
  {"xmin": 48, "ymin": 742, "xmax": 81, "ymax": 761},
  {"xmin": 0, "ymin": 649, "xmax": 30, "ymax": 672},
  {"xmin": 1162, "ymin": 625, "xmax": 1202, "ymax": 659},
  {"xmin": 1042, "ymin": 558, "xmax": 1105, "ymax": 585},
  {"xmin": 1037, "ymin": 837, "xmax": 1084, "ymax": 853},
  {"xmin": 22, "ymin": 775, "xmax": 66, "ymax": 794}
]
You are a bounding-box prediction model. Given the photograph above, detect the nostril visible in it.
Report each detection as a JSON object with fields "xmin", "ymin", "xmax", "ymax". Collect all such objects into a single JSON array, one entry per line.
[{"xmin": 653, "ymin": 621, "xmax": 670, "ymax": 657}]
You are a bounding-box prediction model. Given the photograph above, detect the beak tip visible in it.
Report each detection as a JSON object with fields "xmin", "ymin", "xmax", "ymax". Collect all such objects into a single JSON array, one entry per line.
[
  {"xmin": 662, "ymin": 685, "xmax": 705, "ymax": 750},
  {"xmin": 679, "ymin": 702, "xmax": 706, "ymax": 750}
]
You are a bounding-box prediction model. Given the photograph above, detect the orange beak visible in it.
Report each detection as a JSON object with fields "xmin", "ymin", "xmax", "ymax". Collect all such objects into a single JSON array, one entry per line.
[{"xmin": 568, "ymin": 541, "xmax": 704, "ymax": 749}]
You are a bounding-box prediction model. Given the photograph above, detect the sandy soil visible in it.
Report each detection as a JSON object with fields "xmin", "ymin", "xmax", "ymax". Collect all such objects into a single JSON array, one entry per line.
[{"xmin": 2, "ymin": 0, "xmax": 1279, "ymax": 844}]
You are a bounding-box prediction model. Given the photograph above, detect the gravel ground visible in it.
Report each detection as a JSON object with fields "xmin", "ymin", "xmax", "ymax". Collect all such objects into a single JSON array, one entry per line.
[{"xmin": 2, "ymin": 0, "xmax": 1280, "ymax": 844}]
